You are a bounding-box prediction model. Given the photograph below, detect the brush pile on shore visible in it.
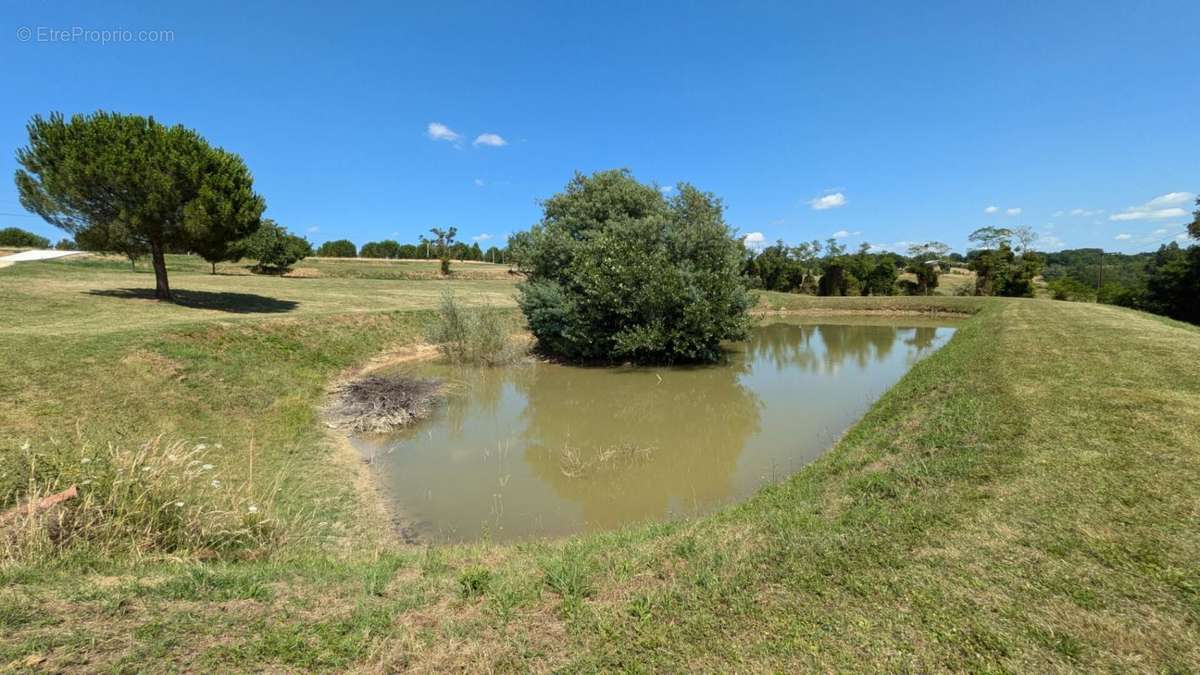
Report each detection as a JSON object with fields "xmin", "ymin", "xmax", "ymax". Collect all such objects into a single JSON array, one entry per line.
[{"xmin": 328, "ymin": 376, "xmax": 443, "ymax": 433}]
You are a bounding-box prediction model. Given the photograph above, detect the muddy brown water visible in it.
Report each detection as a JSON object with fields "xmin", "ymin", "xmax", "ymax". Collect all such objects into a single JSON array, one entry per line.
[{"xmin": 352, "ymin": 318, "xmax": 958, "ymax": 542}]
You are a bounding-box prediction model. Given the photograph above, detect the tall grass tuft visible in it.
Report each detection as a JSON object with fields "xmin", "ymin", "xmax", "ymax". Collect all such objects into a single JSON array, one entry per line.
[
  {"xmin": 425, "ymin": 291, "xmax": 526, "ymax": 366},
  {"xmin": 1, "ymin": 436, "xmax": 297, "ymax": 566}
]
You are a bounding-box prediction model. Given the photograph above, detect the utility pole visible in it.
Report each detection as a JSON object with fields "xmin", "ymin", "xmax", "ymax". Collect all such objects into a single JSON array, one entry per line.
[{"xmin": 1097, "ymin": 248, "xmax": 1104, "ymax": 292}]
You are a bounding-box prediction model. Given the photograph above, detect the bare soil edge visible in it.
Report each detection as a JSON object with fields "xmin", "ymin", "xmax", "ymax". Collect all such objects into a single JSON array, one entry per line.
[{"xmin": 321, "ymin": 341, "xmax": 443, "ymax": 545}]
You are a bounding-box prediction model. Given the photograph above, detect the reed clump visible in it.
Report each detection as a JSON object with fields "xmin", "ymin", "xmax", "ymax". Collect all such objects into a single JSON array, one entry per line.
[{"xmin": 426, "ymin": 291, "xmax": 526, "ymax": 366}]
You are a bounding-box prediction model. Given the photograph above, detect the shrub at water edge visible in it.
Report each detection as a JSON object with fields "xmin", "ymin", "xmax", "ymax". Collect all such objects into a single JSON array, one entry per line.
[{"xmin": 514, "ymin": 169, "xmax": 751, "ymax": 364}]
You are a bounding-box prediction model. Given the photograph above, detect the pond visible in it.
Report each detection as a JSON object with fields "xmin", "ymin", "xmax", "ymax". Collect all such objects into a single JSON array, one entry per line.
[{"xmin": 352, "ymin": 319, "xmax": 957, "ymax": 542}]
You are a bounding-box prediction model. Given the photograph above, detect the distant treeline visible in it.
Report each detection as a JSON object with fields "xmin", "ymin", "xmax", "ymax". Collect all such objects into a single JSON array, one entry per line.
[
  {"xmin": 1040, "ymin": 248, "xmax": 1153, "ymax": 301},
  {"xmin": 742, "ymin": 213, "xmax": 1199, "ymax": 326},
  {"xmin": 1041, "ymin": 232, "xmax": 1199, "ymax": 325},
  {"xmin": 315, "ymin": 238, "xmax": 509, "ymax": 263},
  {"xmin": 0, "ymin": 226, "xmax": 52, "ymax": 248},
  {"xmin": 742, "ymin": 228, "xmax": 1043, "ymax": 298}
]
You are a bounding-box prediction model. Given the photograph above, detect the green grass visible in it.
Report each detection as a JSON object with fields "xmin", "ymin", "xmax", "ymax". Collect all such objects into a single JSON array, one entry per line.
[
  {"xmin": 756, "ymin": 290, "xmax": 985, "ymax": 315},
  {"xmin": 2, "ymin": 259, "xmax": 1198, "ymax": 671},
  {"xmin": 0, "ymin": 253, "xmax": 515, "ymax": 334},
  {"xmin": 300, "ymin": 256, "xmax": 514, "ymax": 280}
]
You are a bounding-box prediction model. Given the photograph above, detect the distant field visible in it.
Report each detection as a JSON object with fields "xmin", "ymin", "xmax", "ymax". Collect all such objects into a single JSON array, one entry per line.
[
  {"xmin": 0, "ymin": 254, "xmax": 517, "ymax": 335},
  {"xmin": 16, "ymin": 251, "xmax": 514, "ymax": 278},
  {"xmin": 299, "ymin": 256, "xmax": 515, "ymax": 280},
  {"xmin": 896, "ymin": 266, "xmax": 976, "ymax": 296}
]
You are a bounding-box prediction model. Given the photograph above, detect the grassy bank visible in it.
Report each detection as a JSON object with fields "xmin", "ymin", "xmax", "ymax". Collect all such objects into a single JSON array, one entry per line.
[
  {"xmin": 755, "ymin": 291, "xmax": 985, "ymax": 315},
  {"xmin": 2, "ymin": 261, "xmax": 1198, "ymax": 671}
]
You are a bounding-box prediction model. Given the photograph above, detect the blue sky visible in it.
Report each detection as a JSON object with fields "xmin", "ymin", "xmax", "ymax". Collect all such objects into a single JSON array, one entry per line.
[{"xmin": 2, "ymin": 0, "xmax": 1198, "ymax": 254}]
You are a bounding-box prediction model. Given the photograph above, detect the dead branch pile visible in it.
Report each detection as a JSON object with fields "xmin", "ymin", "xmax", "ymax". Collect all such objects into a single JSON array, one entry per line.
[{"xmin": 329, "ymin": 376, "xmax": 443, "ymax": 433}]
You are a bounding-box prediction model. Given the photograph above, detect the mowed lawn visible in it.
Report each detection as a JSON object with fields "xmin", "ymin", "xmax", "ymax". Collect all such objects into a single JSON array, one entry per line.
[
  {"xmin": 1, "ymin": 258, "xmax": 1198, "ymax": 672},
  {"xmin": 0, "ymin": 254, "xmax": 516, "ymax": 334}
]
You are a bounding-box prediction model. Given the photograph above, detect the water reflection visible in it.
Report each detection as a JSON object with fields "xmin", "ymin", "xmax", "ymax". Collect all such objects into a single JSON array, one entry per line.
[
  {"xmin": 354, "ymin": 319, "xmax": 956, "ymax": 542},
  {"xmin": 517, "ymin": 358, "xmax": 761, "ymax": 531}
]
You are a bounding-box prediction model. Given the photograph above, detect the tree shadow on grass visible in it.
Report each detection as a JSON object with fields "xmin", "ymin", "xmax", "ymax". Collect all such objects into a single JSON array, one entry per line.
[{"xmin": 86, "ymin": 288, "xmax": 299, "ymax": 314}]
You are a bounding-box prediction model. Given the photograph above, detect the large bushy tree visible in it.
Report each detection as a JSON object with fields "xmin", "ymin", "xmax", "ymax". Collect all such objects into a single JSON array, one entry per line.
[
  {"xmin": 817, "ymin": 240, "xmax": 851, "ymax": 296},
  {"xmin": 15, "ymin": 112, "xmax": 264, "ymax": 299},
  {"xmin": 968, "ymin": 227, "xmax": 1041, "ymax": 297},
  {"xmin": 864, "ymin": 255, "xmax": 899, "ymax": 295},
  {"xmin": 360, "ymin": 240, "xmax": 401, "ymax": 258},
  {"xmin": 238, "ymin": 219, "xmax": 311, "ymax": 273},
  {"xmin": 516, "ymin": 169, "xmax": 751, "ymax": 363},
  {"xmin": 183, "ymin": 149, "xmax": 268, "ymax": 275},
  {"xmin": 1140, "ymin": 224, "xmax": 1200, "ymax": 324}
]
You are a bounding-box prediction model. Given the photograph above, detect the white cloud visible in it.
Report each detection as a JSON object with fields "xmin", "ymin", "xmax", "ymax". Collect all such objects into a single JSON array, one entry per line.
[
  {"xmin": 306, "ymin": 225, "xmax": 319, "ymax": 233},
  {"xmin": 809, "ymin": 192, "xmax": 847, "ymax": 210},
  {"xmin": 1152, "ymin": 228, "xmax": 1169, "ymax": 235},
  {"xmin": 473, "ymin": 178, "xmax": 485, "ymax": 187},
  {"xmin": 1069, "ymin": 208, "xmax": 1103, "ymax": 217},
  {"xmin": 1110, "ymin": 192, "xmax": 1195, "ymax": 221},
  {"xmin": 1178, "ymin": 233, "xmax": 1191, "ymax": 241},
  {"xmin": 426, "ymin": 122, "xmax": 462, "ymax": 143},
  {"xmin": 743, "ymin": 232, "xmax": 766, "ymax": 250},
  {"xmin": 1146, "ymin": 192, "xmax": 1193, "ymax": 208},
  {"xmin": 659, "ymin": 185, "xmax": 675, "ymax": 194},
  {"xmin": 831, "ymin": 229, "xmax": 861, "ymax": 239},
  {"xmin": 1110, "ymin": 207, "xmax": 1187, "ymax": 222},
  {"xmin": 1006, "ymin": 207, "xmax": 1022, "ymax": 216},
  {"xmin": 985, "ymin": 206, "xmax": 999, "ymax": 214},
  {"xmin": 473, "ymin": 133, "xmax": 507, "ymax": 147},
  {"xmin": 472, "ymin": 233, "xmax": 493, "ymax": 242},
  {"xmin": 1114, "ymin": 233, "xmax": 1132, "ymax": 240},
  {"xmin": 1052, "ymin": 210, "xmax": 1064, "ymax": 217}
]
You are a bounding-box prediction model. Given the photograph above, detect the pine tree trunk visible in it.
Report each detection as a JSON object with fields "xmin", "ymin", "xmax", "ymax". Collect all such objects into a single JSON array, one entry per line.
[{"xmin": 151, "ymin": 242, "xmax": 172, "ymax": 300}]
